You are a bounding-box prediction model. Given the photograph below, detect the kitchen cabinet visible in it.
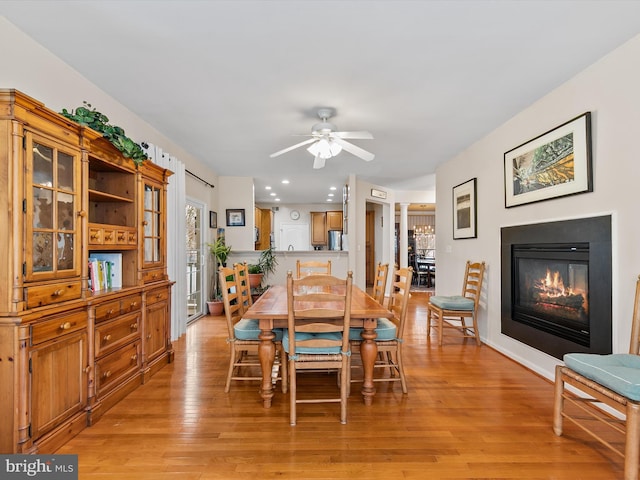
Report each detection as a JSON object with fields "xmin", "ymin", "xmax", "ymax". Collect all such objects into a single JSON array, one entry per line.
[
  {"xmin": 327, "ymin": 211, "xmax": 343, "ymax": 231},
  {"xmin": 310, "ymin": 212, "xmax": 327, "ymax": 245}
]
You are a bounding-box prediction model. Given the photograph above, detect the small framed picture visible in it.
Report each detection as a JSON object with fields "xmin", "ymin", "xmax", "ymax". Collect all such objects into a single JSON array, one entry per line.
[
  {"xmin": 453, "ymin": 178, "xmax": 477, "ymax": 239},
  {"xmin": 209, "ymin": 211, "xmax": 217, "ymax": 229},
  {"xmin": 226, "ymin": 208, "xmax": 245, "ymax": 227}
]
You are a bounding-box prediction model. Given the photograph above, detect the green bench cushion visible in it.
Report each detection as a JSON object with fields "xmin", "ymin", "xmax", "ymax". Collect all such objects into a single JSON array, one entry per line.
[
  {"xmin": 234, "ymin": 319, "xmax": 283, "ymax": 341},
  {"xmin": 564, "ymin": 353, "xmax": 640, "ymax": 401},
  {"xmin": 283, "ymin": 330, "xmax": 344, "ymax": 354},
  {"xmin": 349, "ymin": 318, "xmax": 397, "ymax": 341},
  {"xmin": 430, "ymin": 295, "xmax": 474, "ymax": 310}
]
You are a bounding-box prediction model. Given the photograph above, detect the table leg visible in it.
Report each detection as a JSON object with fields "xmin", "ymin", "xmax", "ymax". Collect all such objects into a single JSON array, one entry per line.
[
  {"xmin": 360, "ymin": 320, "xmax": 378, "ymax": 406},
  {"xmin": 259, "ymin": 328, "xmax": 276, "ymax": 408}
]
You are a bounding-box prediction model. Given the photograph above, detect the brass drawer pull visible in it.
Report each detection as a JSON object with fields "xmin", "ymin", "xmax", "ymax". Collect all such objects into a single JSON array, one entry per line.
[
  {"xmin": 107, "ymin": 308, "xmax": 115, "ymax": 315},
  {"xmin": 146, "ymin": 334, "xmax": 152, "ymax": 340},
  {"xmin": 60, "ymin": 321, "xmax": 72, "ymax": 330},
  {"xmin": 131, "ymin": 354, "xmax": 138, "ymax": 361},
  {"xmin": 130, "ymin": 301, "xmax": 138, "ymax": 308},
  {"xmin": 52, "ymin": 289, "xmax": 64, "ymax": 297},
  {"xmin": 102, "ymin": 370, "xmax": 111, "ymax": 379},
  {"xmin": 130, "ymin": 323, "xmax": 138, "ymax": 329},
  {"xmin": 103, "ymin": 334, "xmax": 112, "ymax": 342}
]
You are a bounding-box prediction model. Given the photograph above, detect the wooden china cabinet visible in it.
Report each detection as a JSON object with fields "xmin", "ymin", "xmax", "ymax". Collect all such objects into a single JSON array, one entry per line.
[{"xmin": 0, "ymin": 90, "xmax": 173, "ymax": 453}]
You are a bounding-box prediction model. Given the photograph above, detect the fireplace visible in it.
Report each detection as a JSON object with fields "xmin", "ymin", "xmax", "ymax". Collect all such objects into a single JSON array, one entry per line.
[{"xmin": 501, "ymin": 216, "xmax": 611, "ymax": 359}]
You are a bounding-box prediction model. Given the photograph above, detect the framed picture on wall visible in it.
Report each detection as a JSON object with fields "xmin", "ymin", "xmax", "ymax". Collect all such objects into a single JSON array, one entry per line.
[
  {"xmin": 226, "ymin": 208, "xmax": 245, "ymax": 227},
  {"xmin": 503, "ymin": 112, "xmax": 592, "ymax": 208},
  {"xmin": 209, "ymin": 211, "xmax": 217, "ymax": 229},
  {"xmin": 453, "ymin": 178, "xmax": 477, "ymax": 239}
]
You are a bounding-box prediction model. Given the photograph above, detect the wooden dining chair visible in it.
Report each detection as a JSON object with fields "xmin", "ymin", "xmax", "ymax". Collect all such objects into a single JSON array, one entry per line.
[
  {"xmin": 219, "ymin": 265, "xmax": 287, "ymax": 393},
  {"xmin": 233, "ymin": 262, "xmax": 253, "ymax": 314},
  {"xmin": 296, "ymin": 259, "xmax": 331, "ymax": 278},
  {"xmin": 427, "ymin": 260, "xmax": 485, "ymax": 346},
  {"xmin": 350, "ymin": 266, "xmax": 413, "ymax": 393},
  {"xmin": 284, "ymin": 270, "xmax": 353, "ymax": 425},
  {"xmin": 372, "ymin": 262, "xmax": 389, "ymax": 306},
  {"xmin": 554, "ymin": 276, "xmax": 640, "ymax": 480}
]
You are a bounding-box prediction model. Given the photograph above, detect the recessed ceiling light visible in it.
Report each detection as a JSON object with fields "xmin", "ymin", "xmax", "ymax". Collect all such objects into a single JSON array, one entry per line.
[
  {"xmin": 270, "ymin": 192, "xmax": 276, "ymax": 196},
  {"xmin": 265, "ymin": 186, "xmax": 271, "ymax": 190},
  {"xmin": 328, "ymin": 193, "xmax": 334, "ymax": 197},
  {"xmin": 281, "ymin": 179, "xmax": 290, "ymax": 184},
  {"xmin": 330, "ymin": 186, "xmax": 337, "ymax": 190},
  {"xmin": 326, "ymin": 198, "xmax": 333, "ymax": 202},
  {"xmin": 275, "ymin": 198, "xmax": 281, "ymax": 202}
]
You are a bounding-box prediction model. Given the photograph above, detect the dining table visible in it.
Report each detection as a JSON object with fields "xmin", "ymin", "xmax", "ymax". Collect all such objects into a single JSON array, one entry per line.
[{"xmin": 243, "ymin": 283, "xmax": 393, "ymax": 408}]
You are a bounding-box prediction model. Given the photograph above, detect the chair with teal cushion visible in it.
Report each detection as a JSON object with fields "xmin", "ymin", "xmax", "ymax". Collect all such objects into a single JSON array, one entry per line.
[
  {"xmin": 350, "ymin": 266, "xmax": 413, "ymax": 393},
  {"xmin": 554, "ymin": 276, "xmax": 640, "ymax": 480},
  {"xmin": 285, "ymin": 270, "xmax": 353, "ymax": 425},
  {"xmin": 219, "ymin": 265, "xmax": 287, "ymax": 393},
  {"xmin": 427, "ymin": 260, "xmax": 485, "ymax": 346}
]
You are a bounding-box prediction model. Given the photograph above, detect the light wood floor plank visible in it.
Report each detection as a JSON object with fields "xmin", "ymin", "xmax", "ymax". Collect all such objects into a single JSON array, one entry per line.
[{"xmin": 56, "ymin": 291, "xmax": 625, "ymax": 478}]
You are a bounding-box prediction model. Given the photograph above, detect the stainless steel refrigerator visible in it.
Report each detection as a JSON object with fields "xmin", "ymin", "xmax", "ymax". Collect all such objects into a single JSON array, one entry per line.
[{"xmin": 328, "ymin": 230, "xmax": 342, "ymax": 250}]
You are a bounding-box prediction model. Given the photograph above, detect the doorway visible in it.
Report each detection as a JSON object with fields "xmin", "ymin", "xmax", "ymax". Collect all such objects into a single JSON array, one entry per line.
[{"xmin": 186, "ymin": 200, "xmax": 205, "ymax": 322}]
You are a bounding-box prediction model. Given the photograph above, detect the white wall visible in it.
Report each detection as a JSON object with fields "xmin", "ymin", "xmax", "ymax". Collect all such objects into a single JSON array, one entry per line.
[
  {"xmin": 217, "ymin": 176, "xmax": 255, "ymax": 250},
  {"xmin": 435, "ymin": 33, "xmax": 640, "ymax": 380}
]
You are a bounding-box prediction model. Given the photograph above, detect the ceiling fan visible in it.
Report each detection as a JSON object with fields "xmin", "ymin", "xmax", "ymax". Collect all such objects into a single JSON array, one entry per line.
[{"xmin": 269, "ymin": 107, "xmax": 374, "ymax": 169}]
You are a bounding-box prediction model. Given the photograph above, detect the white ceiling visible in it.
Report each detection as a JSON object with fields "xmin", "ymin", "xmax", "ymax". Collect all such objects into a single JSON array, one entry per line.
[{"xmin": 3, "ymin": 1, "xmax": 640, "ymax": 205}]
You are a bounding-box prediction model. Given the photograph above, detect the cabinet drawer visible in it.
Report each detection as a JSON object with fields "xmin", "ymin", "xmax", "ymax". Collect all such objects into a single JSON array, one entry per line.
[
  {"xmin": 121, "ymin": 294, "xmax": 142, "ymax": 314},
  {"xmin": 25, "ymin": 281, "xmax": 82, "ymax": 309},
  {"xmin": 95, "ymin": 341, "xmax": 141, "ymax": 395},
  {"xmin": 31, "ymin": 309, "xmax": 87, "ymax": 345},
  {"xmin": 95, "ymin": 299, "xmax": 121, "ymax": 323},
  {"xmin": 142, "ymin": 269, "xmax": 165, "ymax": 284},
  {"xmin": 102, "ymin": 229, "xmax": 116, "ymax": 244},
  {"xmin": 146, "ymin": 287, "xmax": 169, "ymax": 306},
  {"xmin": 95, "ymin": 312, "xmax": 140, "ymax": 357},
  {"xmin": 89, "ymin": 227, "xmax": 103, "ymax": 245},
  {"xmin": 127, "ymin": 231, "xmax": 137, "ymax": 245}
]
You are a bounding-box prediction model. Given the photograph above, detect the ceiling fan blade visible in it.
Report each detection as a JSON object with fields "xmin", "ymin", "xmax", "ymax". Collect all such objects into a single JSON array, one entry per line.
[
  {"xmin": 332, "ymin": 137, "xmax": 375, "ymax": 161},
  {"xmin": 269, "ymin": 138, "xmax": 316, "ymax": 158},
  {"xmin": 332, "ymin": 131, "xmax": 374, "ymax": 140},
  {"xmin": 313, "ymin": 154, "xmax": 326, "ymax": 169}
]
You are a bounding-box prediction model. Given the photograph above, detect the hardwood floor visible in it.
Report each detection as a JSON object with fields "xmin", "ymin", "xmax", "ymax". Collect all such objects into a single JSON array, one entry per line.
[{"xmin": 57, "ymin": 291, "xmax": 625, "ymax": 479}]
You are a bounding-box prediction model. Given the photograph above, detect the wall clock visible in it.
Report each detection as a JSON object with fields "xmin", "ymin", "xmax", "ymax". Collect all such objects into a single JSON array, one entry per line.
[{"xmin": 290, "ymin": 210, "xmax": 300, "ymax": 220}]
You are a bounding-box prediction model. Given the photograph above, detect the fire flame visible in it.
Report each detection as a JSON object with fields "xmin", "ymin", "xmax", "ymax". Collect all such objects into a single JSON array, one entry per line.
[{"xmin": 540, "ymin": 269, "xmax": 572, "ymax": 297}]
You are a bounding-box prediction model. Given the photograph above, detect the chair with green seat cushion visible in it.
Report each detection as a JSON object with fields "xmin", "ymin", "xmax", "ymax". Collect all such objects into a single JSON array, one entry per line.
[
  {"xmin": 350, "ymin": 266, "xmax": 413, "ymax": 394},
  {"xmin": 285, "ymin": 270, "xmax": 353, "ymax": 426},
  {"xmin": 219, "ymin": 265, "xmax": 287, "ymax": 393},
  {"xmin": 427, "ymin": 260, "xmax": 485, "ymax": 346},
  {"xmin": 554, "ymin": 276, "xmax": 640, "ymax": 480}
]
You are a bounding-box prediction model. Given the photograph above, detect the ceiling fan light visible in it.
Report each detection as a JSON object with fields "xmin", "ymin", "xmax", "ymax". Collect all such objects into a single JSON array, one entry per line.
[
  {"xmin": 307, "ymin": 138, "xmax": 333, "ymax": 159},
  {"xmin": 329, "ymin": 140, "xmax": 342, "ymax": 156}
]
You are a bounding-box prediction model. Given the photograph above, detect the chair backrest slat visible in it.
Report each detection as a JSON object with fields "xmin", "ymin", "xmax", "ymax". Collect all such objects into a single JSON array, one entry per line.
[
  {"xmin": 234, "ymin": 262, "xmax": 253, "ymax": 314},
  {"xmin": 388, "ymin": 267, "xmax": 413, "ymax": 337},
  {"xmin": 219, "ymin": 265, "xmax": 242, "ymax": 339},
  {"xmin": 296, "ymin": 259, "xmax": 332, "ymax": 278},
  {"xmin": 462, "ymin": 261, "xmax": 485, "ymax": 309},
  {"xmin": 372, "ymin": 262, "xmax": 389, "ymax": 306}
]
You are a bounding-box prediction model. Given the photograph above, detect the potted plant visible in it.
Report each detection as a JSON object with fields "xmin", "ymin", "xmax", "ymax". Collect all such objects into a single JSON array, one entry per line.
[
  {"xmin": 206, "ymin": 236, "xmax": 232, "ymax": 315},
  {"xmin": 248, "ymin": 245, "xmax": 277, "ymax": 293}
]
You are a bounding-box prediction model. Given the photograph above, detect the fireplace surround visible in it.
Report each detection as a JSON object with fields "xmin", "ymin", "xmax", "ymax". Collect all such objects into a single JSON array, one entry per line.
[{"xmin": 501, "ymin": 215, "xmax": 611, "ymax": 359}]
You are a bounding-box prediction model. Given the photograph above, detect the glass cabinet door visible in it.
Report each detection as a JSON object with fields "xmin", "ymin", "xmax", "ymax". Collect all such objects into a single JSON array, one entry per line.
[
  {"xmin": 25, "ymin": 132, "xmax": 81, "ymax": 281},
  {"xmin": 142, "ymin": 181, "xmax": 164, "ymax": 268}
]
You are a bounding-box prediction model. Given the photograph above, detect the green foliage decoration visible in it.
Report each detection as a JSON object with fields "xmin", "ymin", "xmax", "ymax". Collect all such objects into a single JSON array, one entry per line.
[{"xmin": 60, "ymin": 101, "xmax": 148, "ymax": 165}]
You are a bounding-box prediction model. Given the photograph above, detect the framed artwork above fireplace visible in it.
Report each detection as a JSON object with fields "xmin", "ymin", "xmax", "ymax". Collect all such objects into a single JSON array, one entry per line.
[{"xmin": 504, "ymin": 112, "xmax": 592, "ymax": 208}]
